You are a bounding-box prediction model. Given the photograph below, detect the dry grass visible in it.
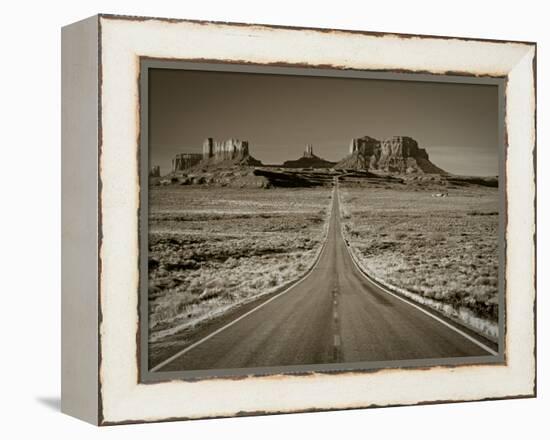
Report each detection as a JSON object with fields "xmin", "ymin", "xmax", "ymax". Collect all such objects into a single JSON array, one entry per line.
[
  {"xmin": 339, "ymin": 184, "xmax": 499, "ymax": 322},
  {"xmin": 148, "ymin": 186, "xmax": 331, "ymax": 340}
]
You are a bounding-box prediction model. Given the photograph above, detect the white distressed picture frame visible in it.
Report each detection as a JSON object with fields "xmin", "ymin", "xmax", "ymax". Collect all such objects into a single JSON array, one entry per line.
[{"xmin": 61, "ymin": 14, "xmax": 536, "ymax": 425}]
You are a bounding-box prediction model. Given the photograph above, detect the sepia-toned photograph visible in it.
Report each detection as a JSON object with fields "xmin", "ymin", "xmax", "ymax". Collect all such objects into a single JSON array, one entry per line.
[{"xmin": 144, "ymin": 66, "xmax": 502, "ymax": 375}]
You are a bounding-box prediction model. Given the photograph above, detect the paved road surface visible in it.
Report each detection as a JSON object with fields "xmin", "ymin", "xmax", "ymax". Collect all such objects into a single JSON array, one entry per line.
[{"xmin": 153, "ymin": 181, "xmax": 494, "ymax": 372}]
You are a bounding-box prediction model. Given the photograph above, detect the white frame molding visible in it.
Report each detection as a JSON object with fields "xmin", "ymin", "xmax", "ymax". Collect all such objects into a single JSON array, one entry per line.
[{"xmin": 62, "ymin": 14, "xmax": 536, "ymax": 425}]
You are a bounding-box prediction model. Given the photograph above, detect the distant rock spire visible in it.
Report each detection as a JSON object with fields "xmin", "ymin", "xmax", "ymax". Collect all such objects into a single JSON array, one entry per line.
[
  {"xmin": 283, "ymin": 144, "xmax": 334, "ymax": 169},
  {"xmin": 149, "ymin": 165, "xmax": 161, "ymax": 177}
]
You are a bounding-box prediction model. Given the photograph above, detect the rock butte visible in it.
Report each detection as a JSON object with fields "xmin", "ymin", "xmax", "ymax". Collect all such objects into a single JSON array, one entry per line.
[
  {"xmin": 168, "ymin": 135, "xmax": 447, "ymax": 175},
  {"xmin": 337, "ymin": 135, "xmax": 446, "ymax": 174},
  {"xmin": 159, "ymin": 136, "xmax": 500, "ymax": 188},
  {"xmin": 172, "ymin": 153, "xmax": 202, "ymax": 172},
  {"xmin": 202, "ymin": 138, "xmax": 262, "ymax": 166}
]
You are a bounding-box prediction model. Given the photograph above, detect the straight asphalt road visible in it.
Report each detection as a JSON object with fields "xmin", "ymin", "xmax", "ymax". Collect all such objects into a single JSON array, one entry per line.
[{"xmin": 153, "ymin": 180, "xmax": 494, "ymax": 372}]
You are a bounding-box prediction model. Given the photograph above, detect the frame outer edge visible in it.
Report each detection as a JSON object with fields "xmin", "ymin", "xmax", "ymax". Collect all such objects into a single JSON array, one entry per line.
[
  {"xmin": 61, "ymin": 14, "xmax": 100, "ymax": 425},
  {"xmin": 531, "ymin": 44, "xmax": 537, "ymax": 398},
  {"xmin": 97, "ymin": 12, "xmax": 537, "ymax": 46}
]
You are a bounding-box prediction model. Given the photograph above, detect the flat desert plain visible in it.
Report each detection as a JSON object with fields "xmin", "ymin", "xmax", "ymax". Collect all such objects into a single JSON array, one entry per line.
[
  {"xmin": 339, "ymin": 178, "xmax": 499, "ymax": 336},
  {"xmin": 148, "ymin": 186, "xmax": 331, "ymax": 354},
  {"xmin": 148, "ymin": 176, "xmax": 499, "ymax": 364}
]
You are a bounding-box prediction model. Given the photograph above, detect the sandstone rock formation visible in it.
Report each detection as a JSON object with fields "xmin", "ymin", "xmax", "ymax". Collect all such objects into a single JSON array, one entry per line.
[
  {"xmin": 170, "ymin": 138, "xmax": 263, "ymax": 175},
  {"xmin": 283, "ymin": 144, "xmax": 335, "ymax": 169},
  {"xmin": 149, "ymin": 165, "xmax": 161, "ymax": 177},
  {"xmin": 172, "ymin": 153, "xmax": 202, "ymax": 172},
  {"xmin": 202, "ymin": 138, "xmax": 262, "ymax": 166},
  {"xmin": 336, "ymin": 135, "xmax": 446, "ymax": 174},
  {"xmin": 338, "ymin": 136, "xmax": 381, "ymax": 169}
]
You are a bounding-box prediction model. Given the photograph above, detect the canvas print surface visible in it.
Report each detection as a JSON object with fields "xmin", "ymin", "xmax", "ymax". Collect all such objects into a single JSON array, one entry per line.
[{"xmin": 145, "ymin": 68, "xmax": 501, "ymax": 375}]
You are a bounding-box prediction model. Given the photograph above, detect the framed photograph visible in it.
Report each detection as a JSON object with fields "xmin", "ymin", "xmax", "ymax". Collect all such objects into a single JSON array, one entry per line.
[{"xmin": 61, "ymin": 14, "xmax": 536, "ymax": 425}]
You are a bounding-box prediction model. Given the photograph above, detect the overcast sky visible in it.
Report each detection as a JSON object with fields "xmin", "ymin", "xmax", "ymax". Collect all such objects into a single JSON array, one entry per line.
[{"xmin": 149, "ymin": 69, "xmax": 499, "ymax": 176}]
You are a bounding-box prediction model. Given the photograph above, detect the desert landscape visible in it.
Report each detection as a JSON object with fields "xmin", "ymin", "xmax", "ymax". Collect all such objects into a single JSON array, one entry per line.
[
  {"xmin": 147, "ymin": 135, "xmax": 500, "ymax": 370},
  {"xmin": 148, "ymin": 185, "xmax": 331, "ymax": 342},
  {"xmin": 339, "ymin": 177, "xmax": 499, "ymax": 339}
]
